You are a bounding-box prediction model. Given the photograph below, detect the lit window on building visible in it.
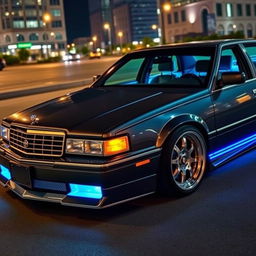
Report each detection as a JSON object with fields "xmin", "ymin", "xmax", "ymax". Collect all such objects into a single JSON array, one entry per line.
[
  {"xmin": 13, "ymin": 20, "xmax": 25, "ymax": 28},
  {"xmin": 216, "ymin": 3, "xmax": 222, "ymax": 17},
  {"xmin": 51, "ymin": 9, "xmax": 61, "ymax": 17},
  {"xmin": 26, "ymin": 20, "xmax": 39, "ymax": 28},
  {"xmin": 226, "ymin": 3, "xmax": 233, "ymax": 17}
]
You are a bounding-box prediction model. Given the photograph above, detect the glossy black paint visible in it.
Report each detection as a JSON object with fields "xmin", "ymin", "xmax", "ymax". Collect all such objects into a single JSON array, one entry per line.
[{"xmin": 0, "ymin": 40, "xmax": 256, "ymax": 208}]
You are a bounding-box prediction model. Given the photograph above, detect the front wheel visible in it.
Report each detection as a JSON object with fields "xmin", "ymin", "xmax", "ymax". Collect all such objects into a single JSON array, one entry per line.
[{"xmin": 158, "ymin": 126, "xmax": 207, "ymax": 196}]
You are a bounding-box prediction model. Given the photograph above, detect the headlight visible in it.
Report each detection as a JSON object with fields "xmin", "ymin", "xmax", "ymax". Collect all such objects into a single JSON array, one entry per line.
[
  {"xmin": 66, "ymin": 136, "xmax": 130, "ymax": 156},
  {"xmin": 0, "ymin": 125, "xmax": 10, "ymax": 141}
]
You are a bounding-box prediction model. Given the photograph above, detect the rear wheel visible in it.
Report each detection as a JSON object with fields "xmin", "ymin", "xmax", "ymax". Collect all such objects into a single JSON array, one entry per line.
[{"xmin": 158, "ymin": 126, "xmax": 207, "ymax": 195}]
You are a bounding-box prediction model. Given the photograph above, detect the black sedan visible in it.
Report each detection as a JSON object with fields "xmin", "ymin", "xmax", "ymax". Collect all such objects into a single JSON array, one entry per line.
[{"xmin": 0, "ymin": 40, "xmax": 255, "ymax": 209}]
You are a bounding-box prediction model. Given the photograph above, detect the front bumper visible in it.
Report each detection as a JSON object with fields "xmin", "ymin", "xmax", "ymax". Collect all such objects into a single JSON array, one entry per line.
[{"xmin": 0, "ymin": 145, "xmax": 161, "ymax": 209}]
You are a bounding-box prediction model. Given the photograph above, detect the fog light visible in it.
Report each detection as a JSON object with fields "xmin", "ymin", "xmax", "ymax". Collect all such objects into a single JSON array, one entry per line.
[
  {"xmin": 68, "ymin": 184, "xmax": 102, "ymax": 199},
  {"xmin": 0, "ymin": 165, "xmax": 11, "ymax": 180}
]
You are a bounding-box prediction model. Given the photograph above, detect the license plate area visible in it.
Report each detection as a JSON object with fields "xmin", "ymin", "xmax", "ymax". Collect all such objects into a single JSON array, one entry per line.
[{"xmin": 10, "ymin": 163, "xmax": 32, "ymax": 189}]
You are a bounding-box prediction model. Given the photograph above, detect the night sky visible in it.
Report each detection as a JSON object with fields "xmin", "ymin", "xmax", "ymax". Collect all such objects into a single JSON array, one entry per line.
[{"xmin": 63, "ymin": 0, "xmax": 91, "ymax": 43}]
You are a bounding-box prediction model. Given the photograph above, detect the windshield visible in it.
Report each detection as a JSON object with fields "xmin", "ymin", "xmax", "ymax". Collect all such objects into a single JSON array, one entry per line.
[{"xmin": 101, "ymin": 47, "xmax": 215, "ymax": 88}]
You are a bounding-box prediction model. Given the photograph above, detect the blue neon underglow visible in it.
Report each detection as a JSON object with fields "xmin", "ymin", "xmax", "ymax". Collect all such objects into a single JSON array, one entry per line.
[
  {"xmin": 209, "ymin": 133, "xmax": 256, "ymax": 161},
  {"xmin": 68, "ymin": 184, "xmax": 103, "ymax": 199},
  {"xmin": 0, "ymin": 165, "xmax": 11, "ymax": 180}
]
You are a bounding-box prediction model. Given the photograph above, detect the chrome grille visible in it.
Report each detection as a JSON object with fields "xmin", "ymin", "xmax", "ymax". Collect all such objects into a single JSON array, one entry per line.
[{"xmin": 10, "ymin": 125, "xmax": 65, "ymax": 157}]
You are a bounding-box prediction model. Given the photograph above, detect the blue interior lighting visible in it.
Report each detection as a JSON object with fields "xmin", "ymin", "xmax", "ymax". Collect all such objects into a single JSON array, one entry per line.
[
  {"xmin": 68, "ymin": 184, "xmax": 103, "ymax": 199},
  {"xmin": 0, "ymin": 165, "xmax": 11, "ymax": 180}
]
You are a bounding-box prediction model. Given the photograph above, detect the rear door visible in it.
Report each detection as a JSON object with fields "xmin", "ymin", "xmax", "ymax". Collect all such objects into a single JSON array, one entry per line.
[{"xmin": 211, "ymin": 44, "xmax": 256, "ymax": 152}]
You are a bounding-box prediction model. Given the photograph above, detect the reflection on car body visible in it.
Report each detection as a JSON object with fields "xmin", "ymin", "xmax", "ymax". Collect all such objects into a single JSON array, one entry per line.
[{"xmin": 0, "ymin": 40, "xmax": 255, "ymax": 209}]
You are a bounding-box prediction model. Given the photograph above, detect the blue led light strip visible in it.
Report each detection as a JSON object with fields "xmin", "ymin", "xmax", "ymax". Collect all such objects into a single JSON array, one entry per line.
[
  {"xmin": 209, "ymin": 133, "xmax": 256, "ymax": 160},
  {"xmin": 68, "ymin": 184, "xmax": 103, "ymax": 199},
  {"xmin": 0, "ymin": 165, "xmax": 11, "ymax": 180}
]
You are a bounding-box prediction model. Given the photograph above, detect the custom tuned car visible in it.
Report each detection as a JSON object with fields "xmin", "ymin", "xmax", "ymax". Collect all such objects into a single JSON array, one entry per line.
[{"xmin": 0, "ymin": 40, "xmax": 256, "ymax": 209}]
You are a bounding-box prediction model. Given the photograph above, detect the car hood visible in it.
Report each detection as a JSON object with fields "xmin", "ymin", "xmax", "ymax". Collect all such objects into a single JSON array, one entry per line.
[{"xmin": 4, "ymin": 87, "xmax": 199, "ymax": 135}]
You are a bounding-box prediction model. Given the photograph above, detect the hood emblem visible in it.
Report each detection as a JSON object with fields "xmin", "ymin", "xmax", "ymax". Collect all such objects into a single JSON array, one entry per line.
[{"xmin": 30, "ymin": 114, "xmax": 39, "ymax": 125}]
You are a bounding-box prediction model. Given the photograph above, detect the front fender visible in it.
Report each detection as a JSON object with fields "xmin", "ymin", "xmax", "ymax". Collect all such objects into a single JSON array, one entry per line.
[{"xmin": 156, "ymin": 114, "xmax": 209, "ymax": 147}]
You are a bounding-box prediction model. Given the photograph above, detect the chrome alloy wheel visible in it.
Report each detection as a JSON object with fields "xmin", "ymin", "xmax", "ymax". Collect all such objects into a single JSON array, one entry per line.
[{"xmin": 170, "ymin": 131, "xmax": 206, "ymax": 191}]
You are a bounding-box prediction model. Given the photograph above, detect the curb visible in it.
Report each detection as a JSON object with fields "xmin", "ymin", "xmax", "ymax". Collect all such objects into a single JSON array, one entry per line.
[{"xmin": 0, "ymin": 79, "xmax": 91, "ymax": 100}]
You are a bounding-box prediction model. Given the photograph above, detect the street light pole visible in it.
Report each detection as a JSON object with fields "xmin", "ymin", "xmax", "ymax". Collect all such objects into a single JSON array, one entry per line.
[
  {"xmin": 158, "ymin": 1, "xmax": 171, "ymax": 45},
  {"xmin": 118, "ymin": 31, "xmax": 123, "ymax": 54},
  {"xmin": 104, "ymin": 23, "xmax": 112, "ymax": 54},
  {"xmin": 92, "ymin": 36, "xmax": 97, "ymax": 51},
  {"xmin": 43, "ymin": 13, "xmax": 51, "ymax": 59}
]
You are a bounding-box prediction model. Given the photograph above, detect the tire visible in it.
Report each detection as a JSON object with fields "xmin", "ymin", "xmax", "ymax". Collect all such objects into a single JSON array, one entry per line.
[{"xmin": 158, "ymin": 125, "xmax": 207, "ymax": 196}]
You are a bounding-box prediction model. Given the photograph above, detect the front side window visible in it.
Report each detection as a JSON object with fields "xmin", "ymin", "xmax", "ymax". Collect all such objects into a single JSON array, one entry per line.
[
  {"xmin": 104, "ymin": 58, "xmax": 145, "ymax": 86},
  {"xmin": 101, "ymin": 47, "xmax": 215, "ymax": 88}
]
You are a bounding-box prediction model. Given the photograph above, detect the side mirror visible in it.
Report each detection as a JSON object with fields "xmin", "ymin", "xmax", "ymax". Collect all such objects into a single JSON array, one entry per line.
[
  {"xmin": 93, "ymin": 74, "xmax": 101, "ymax": 82},
  {"xmin": 217, "ymin": 72, "xmax": 246, "ymax": 88}
]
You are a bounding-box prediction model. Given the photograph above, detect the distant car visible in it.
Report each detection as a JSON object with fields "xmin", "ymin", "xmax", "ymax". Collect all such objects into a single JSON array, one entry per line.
[
  {"xmin": 89, "ymin": 51, "xmax": 101, "ymax": 59},
  {"xmin": 0, "ymin": 39, "xmax": 256, "ymax": 209},
  {"xmin": 0, "ymin": 58, "xmax": 6, "ymax": 71},
  {"xmin": 63, "ymin": 54, "xmax": 81, "ymax": 62}
]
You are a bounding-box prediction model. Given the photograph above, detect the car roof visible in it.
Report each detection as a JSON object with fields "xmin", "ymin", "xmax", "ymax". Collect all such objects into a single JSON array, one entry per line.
[{"xmin": 132, "ymin": 39, "xmax": 256, "ymax": 54}]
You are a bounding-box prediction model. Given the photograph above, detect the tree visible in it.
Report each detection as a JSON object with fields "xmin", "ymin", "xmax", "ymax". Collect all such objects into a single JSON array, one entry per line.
[
  {"xmin": 80, "ymin": 46, "xmax": 89, "ymax": 56},
  {"xmin": 142, "ymin": 37, "xmax": 155, "ymax": 47},
  {"xmin": 18, "ymin": 49, "xmax": 30, "ymax": 62}
]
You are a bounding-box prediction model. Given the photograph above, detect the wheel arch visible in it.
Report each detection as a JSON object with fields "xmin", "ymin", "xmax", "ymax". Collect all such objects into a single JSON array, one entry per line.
[{"xmin": 156, "ymin": 114, "xmax": 210, "ymax": 148}]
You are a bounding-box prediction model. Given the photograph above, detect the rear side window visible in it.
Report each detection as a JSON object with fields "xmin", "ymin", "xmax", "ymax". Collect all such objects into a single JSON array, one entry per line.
[{"xmin": 243, "ymin": 44, "xmax": 256, "ymax": 70}]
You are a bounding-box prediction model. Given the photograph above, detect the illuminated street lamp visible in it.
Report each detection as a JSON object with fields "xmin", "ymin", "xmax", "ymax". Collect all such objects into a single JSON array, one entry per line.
[
  {"xmin": 92, "ymin": 36, "xmax": 97, "ymax": 51},
  {"xmin": 152, "ymin": 24, "xmax": 158, "ymax": 30},
  {"xmin": 43, "ymin": 13, "xmax": 51, "ymax": 58},
  {"xmin": 158, "ymin": 2, "xmax": 171, "ymax": 44},
  {"xmin": 103, "ymin": 23, "xmax": 112, "ymax": 54},
  {"xmin": 117, "ymin": 31, "xmax": 123, "ymax": 53}
]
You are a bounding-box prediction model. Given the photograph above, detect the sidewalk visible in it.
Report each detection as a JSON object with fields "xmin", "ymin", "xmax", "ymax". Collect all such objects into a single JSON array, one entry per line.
[{"xmin": 0, "ymin": 78, "xmax": 92, "ymax": 100}]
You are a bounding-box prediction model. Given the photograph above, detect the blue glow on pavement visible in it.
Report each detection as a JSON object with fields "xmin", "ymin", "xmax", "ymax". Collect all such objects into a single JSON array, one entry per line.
[{"xmin": 68, "ymin": 184, "xmax": 103, "ymax": 199}]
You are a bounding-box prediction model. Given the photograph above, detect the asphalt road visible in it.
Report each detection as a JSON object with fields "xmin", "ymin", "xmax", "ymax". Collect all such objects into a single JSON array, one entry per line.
[
  {"xmin": 0, "ymin": 57, "xmax": 119, "ymax": 94},
  {"xmin": 0, "ymin": 91, "xmax": 256, "ymax": 256}
]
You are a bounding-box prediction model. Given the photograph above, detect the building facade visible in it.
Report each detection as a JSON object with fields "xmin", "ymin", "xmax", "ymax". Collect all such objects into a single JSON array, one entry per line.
[
  {"xmin": 88, "ymin": 0, "xmax": 113, "ymax": 48},
  {"xmin": 0, "ymin": 0, "xmax": 67, "ymax": 58},
  {"xmin": 163, "ymin": 0, "xmax": 256, "ymax": 43},
  {"xmin": 89, "ymin": 0, "xmax": 159, "ymax": 48}
]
